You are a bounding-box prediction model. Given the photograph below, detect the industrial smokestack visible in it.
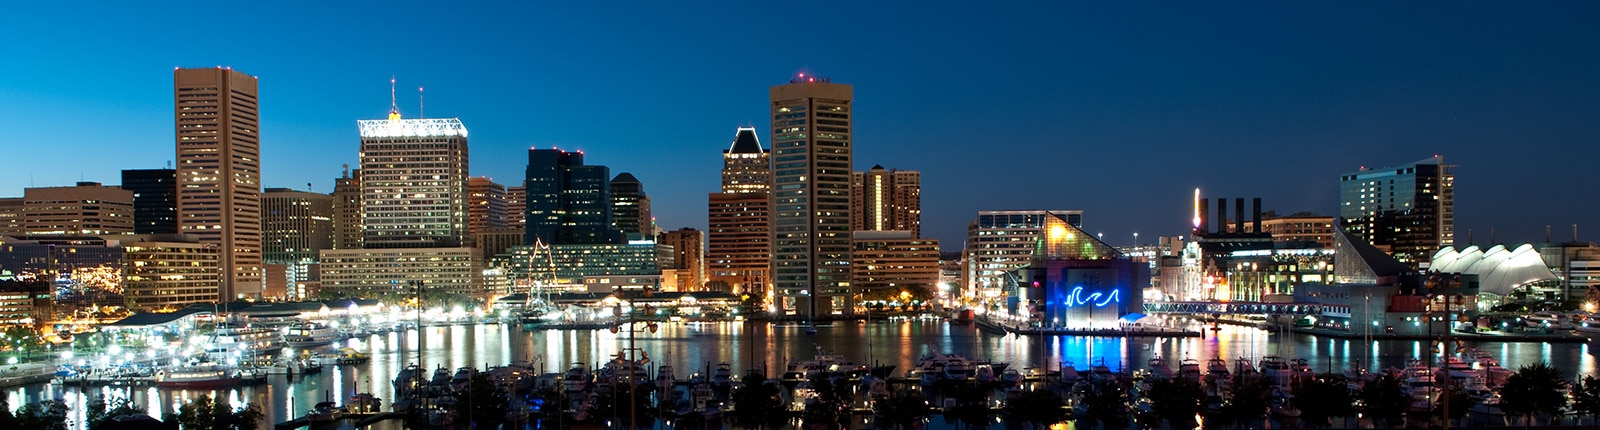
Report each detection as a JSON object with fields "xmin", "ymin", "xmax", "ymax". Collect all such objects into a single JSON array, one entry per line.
[
  {"xmin": 1216, "ymin": 198, "xmax": 1227, "ymax": 234},
  {"xmin": 1235, "ymin": 198, "xmax": 1245, "ymax": 235},
  {"xmin": 1198, "ymin": 198, "xmax": 1209, "ymax": 235},
  {"xmin": 1252, "ymin": 198, "xmax": 1262, "ymax": 234}
]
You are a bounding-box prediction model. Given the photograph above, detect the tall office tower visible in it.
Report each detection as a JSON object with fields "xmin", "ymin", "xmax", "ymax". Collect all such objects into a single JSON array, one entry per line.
[
  {"xmin": 467, "ymin": 177, "xmax": 507, "ymax": 235},
  {"xmin": 850, "ymin": 165, "xmax": 922, "ymax": 238},
  {"xmin": 22, "ymin": 182, "xmax": 135, "ymax": 235},
  {"xmin": 1338, "ymin": 155, "xmax": 1455, "ymax": 267},
  {"xmin": 332, "ymin": 168, "xmax": 362, "ymax": 249},
  {"xmin": 770, "ymin": 75, "xmax": 853, "ymax": 317},
  {"xmin": 707, "ymin": 127, "xmax": 773, "ymax": 297},
  {"xmin": 121, "ymin": 169, "xmax": 178, "ymax": 234},
  {"xmin": 659, "ymin": 227, "xmax": 705, "ymax": 292},
  {"xmin": 261, "ymin": 188, "xmax": 334, "ymax": 264},
  {"xmin": 174, "ymin": 67, "xmax": 263, "ymax": 299},
  {"xmin": 525, "ymin": 149, "xmax": 620, "ymax": 245},
  {"xmin": 722, "ymin": 127, "xmax": 770, "ymax": 192},
  {"xmin": 610, "ymin": 173, "xmax": 651, "ymax": 240},
  {"xmin": 358, "ymin": 105, "xmax": 469, "ymax": 248},
  {"xmin": 505, "ymin": 186, "xmax": 526, "ymax": 228}
]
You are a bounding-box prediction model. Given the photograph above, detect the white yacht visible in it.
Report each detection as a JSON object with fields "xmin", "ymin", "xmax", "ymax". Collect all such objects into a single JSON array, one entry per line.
[
  {"xmin": 206, "ymin": 323, "xmax": 284, "ymax": 360},
  {"xmin": 283, "ymin": 322, "xmax": 342, "ymax": 349}
]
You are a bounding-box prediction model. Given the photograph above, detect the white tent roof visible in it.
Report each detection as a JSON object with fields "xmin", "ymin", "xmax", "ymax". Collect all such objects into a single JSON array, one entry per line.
[{"xmin": 1430, "ymin": 244, "xmax": 1557, "ymax": 295}]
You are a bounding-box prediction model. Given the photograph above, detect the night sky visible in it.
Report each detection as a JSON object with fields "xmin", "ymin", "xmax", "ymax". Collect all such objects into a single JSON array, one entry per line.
[{"xmin": 2, "ymin": 2, "xmax": 1596, "ymax": 249}]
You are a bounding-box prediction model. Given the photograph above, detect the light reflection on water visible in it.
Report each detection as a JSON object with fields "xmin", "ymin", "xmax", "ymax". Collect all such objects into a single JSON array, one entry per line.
[{"xmin": 9, "ymin": 318, "xmax": 1599, "ymax": 426}]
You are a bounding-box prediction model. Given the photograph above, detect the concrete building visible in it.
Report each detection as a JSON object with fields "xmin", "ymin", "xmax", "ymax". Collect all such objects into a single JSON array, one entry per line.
[
  {"xmin": 0, "ymin": 198, "xmax": 20, "ymax": 236},
  {"xmin": 851, "ymin": 231, "xmax": 940, "ymax": 303},
  {"xmin": 468, "ymin": 177, "xmax": 508, "ymax": 235},
  {"xmin": 659, "ymin": 228, "xmax": 704, "ymax": 292},
  {"xmin": 770, "ymin": 75, "xmax": 854, "ymax": 317},
  {"xmin": 123, "ymin": 234, "xmax": 221, "ymax": 311},
  {"xmin": 707, "ymin": 127, "xmax": 772, "ymax": 297},
  {"xmin": 332, "ymin": 168, "xmax": 361, "ymax": 249},
  {"xmin": 1540, "ymin": 240, "xmax": 1600, "ymax": 302},
  {"xmin": 174, "ymin": 67, "xmax": 263, "ymax": 300},
  {"xmin": 357, "ymin": 109, "xmax": 470, "ymax": 248},
  {"xmin": 962, "ymin": 210, "xmax": 1085, "ymax": 302},
  {"xmin": 1009, "ymin": 256, "xmax": 1147, "ymax": 330},
  {"xmin": 1339, "ymin": 156, "xmax": 1455, "ymax": 267},
  {"xmin": 473, "ymin": 227, "xmax": 525, "ymax": 262},
  {"xmin": 525, "ymin": 149, "xmax": 621, "ymax": 245},
  {"xmin": 851, "ymin": 165, "xmax": 921, "ymax": 238},
  {"xmin": 22, "ymin": 182, "xmax": 134, "ymax": 235},
  {"xmin": 0, "ymin": 280, "xmax": 53, "ymax": 327},
  {"xmin": 121, "ymin": 169, "xmax": 178, "ymax": 235},
  {"xmin": 318, "ymin": 247, "xmax": 485, "ymax": 300},
  {"xmin": 503, "ymin": 243, "xmax": 659, "ymax": 290},
  {"xmin": 261, "ymin": 188, "xmax": 333, "ymax": 264},
  {"xmin": 1252, "ymin": 212, "xmax": 1335, "ymax": 248},
  {"xmin": 505, "ymin": 186, "xmax": 526, "ymax": 228},
  {"xmin": 610, "ymin": 173, "xmax": 651, "ymax": 240}
]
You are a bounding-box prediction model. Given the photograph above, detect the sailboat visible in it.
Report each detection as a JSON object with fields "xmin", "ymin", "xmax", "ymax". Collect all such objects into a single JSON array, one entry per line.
[{"xmin": 519, "ymin": 239, "xmax": 563, "ymax": 327}]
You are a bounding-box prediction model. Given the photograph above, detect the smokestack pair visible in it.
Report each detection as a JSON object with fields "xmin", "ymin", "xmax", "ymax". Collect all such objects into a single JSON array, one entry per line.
[{"xmin": 1197, "ymin": 197, "xmax": 1262, "ymax": 235}]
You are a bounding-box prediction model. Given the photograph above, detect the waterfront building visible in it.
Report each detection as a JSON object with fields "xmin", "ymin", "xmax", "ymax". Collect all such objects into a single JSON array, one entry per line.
[
  {"xmin": 770, "ymin": 75, "xmax": 854, "ymax": 317},
  {"xmin": 123, "ymin": 234, "xmax": 222, "ymax": 312},
  {"xmin": 121, "ymin": 169, "xmax": 178, "ymax": 235},
  {"xmin": 332, "ymin": 168, "xmax": 362, "ymax": 249},
  {"xmin": 502, "ymin": 242, "xmax": 658, "ymax": 292},
  {"xmin": 851, "ymin": 231, "xmax": 940, "ymax": 305},
  {"xmin": 659, "ymin": 228, "xmax": 704, "ymax": 292},
  {"xmin": 0, "ymin": 198, "xmax": 20, "ymax": 236},
  {"xmin": 1538, "ymin": 240, "xmax": 1600, "ymax": 303},
  {"xmin": 504, "ymin": 186, "xmax": 526, "ymax": 228},
  {"xmin": 850, "ymin": 165, "xmax": 921, "ymax": 238},
  {"xmin": 524, "ymin": 149, "xmax": 622, "ymax": 245},
  {"xmin": 1430, "ymin": 244, "xmax": 1559, "ymax": 308},
  {"xmin": 962, "ymin": 210, "xmax": 1084, "ymax": 303},
  {"xmin": 1249, "ymin": 212, "xmax": 1335, "ymax": 248},
  {"xmin": 174, "ymin": 67, "xmax": 263, "ymax": 300},
  {"xmin": 707, "ymin": 127, "xmax": 772, "ymax": 298},
  {"xmin": 0, "ymin": 280, "xmax": 53, "ymax": 326},
  {"xmin": 610, "ymin": 173, "xmax": 652, "ymax": 240},
  {"xmin": 358, "ymin": 105, "xmax": 469, "ymax": 248},
  {"xmin": 0, "ymin": 235, "xmax": 124, "ymax": 279},
  {"xmin": 468, "ymin": 177, "xmax": 508, "ymax": 235},
  {"xmin": 1295, "ymin": 228, "xmax": 1476, "ymax": 335},
  {"xmin": 1008, "ymin": 256, "xmax": 1147, "ymax": 330},
  {"xmin": 318, "ymin": 247, "xmax": 485, "ymax": 300},
  {"xmin": 261, "ymin": 188, "xmax": 333, "ymax": 264},
  {"xmin": 1339, "ymin": 156, "xmax": 1455, "ymax": 267},
  {"xmin": 22, "ymin": 182, "xmax": 134, "ymax": 235}
]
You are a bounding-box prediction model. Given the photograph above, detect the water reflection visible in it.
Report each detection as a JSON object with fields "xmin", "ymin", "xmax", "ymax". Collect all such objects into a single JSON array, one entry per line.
[{"xmin": 9, "ymin": 318, "xmax": 1600, "ymax": 425}]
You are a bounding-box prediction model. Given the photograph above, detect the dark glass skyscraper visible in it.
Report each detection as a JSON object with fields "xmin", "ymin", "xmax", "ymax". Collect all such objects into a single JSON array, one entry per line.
[
  {"xmin": 525, "ymin": 149, "xmax": 621, "ymax": 245},
  {"xmin": 610, "ymin": 172, "xmax": 651, "ymax": 240},
  {"xmin": 121, "ymin": 169, "xmax": 178, "ymax": 235},
  {"xmin": 1338, "ymin": 156, "xmax": 1455, "ymax": 268}
]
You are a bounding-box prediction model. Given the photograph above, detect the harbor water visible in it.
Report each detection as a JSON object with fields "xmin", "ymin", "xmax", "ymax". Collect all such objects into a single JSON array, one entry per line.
[{"xmin": 9, "ymin": 317, "xmax": 1599, "ymax": 427}]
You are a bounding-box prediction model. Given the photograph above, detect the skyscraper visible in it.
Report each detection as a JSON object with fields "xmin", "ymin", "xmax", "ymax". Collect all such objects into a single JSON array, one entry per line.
[
  {"xmin": 524, "ymin": 149, "xmax": 620, "ymax": 245},
  {"xmin": 261, "ymin": 188, "xmax": 334, "ymax": 264},
  {"xmin": 121, "ymin": 169, "xmax": 178, "ymax": 234},
  {"xmin": 505, "ymin": 186, "xmax": 526, "ymax": 228},
  {"xmin": 851, "ymin": 165, "xmax": 921, "ymax": 238},
  {"xmin": 610, "ymin": 173, "xmax": 651, "ymax": 240},
  {"xmin": 357, "ymin": 107, "xmax": 469, "ymax": 248},
  {"xmin": 467, "ymin": 177, "xmax": 507, "ymax": 235},
  {"xmin": 707, "ymin": 127, "xmax": 772, "ymax": 296},
  {"xmin": 659, "ymin": 227, "xmax": 705, "ymax": 292},
  {"xmin": 770, "ymin": 75, "xmax": 853, "ymax": 317},
  {"xmin": 174, "ymin": 67, "xmax": 262, "ymax": 299},
  {"xmin": 1338, "ymin": 156, "xmax": 1455, "ymax": 267},
  {"xmin": 332, "ymin": 168, "xmax": 362, "ymax": 249}
]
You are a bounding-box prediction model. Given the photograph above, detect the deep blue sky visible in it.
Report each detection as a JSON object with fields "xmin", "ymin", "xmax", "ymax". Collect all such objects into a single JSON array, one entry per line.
[{"xmin": 3, "ymin": 2, "xmax": 1597, "ymax": 249}]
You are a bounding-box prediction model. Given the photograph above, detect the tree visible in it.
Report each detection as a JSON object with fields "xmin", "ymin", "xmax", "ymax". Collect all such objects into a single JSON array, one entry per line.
[
  {"xmin": 1292, "ymin": 374, "xmax": 1353, "ymax": 429},
  {"xmin": 1357, "ymin": 373, "xmax": 1407, "ymax": 428},
  {"xmin": 1222, "ymin": 375, "xmax": 1270, "ymax": 429},
  {"xmin": 1574, "ymin": 376, "xmax": 1600, "ymax": 426},
  {"xmin": 87, "ymin": 397, "xmax": 149, "ymax": 430},
  {"xmin": 454, "ymin": 373, "xmax": 508, "ymax": 427},
  {"xmin": 942, "ymin": 384, "xmax": 995, "ymax": 429},
  {"xmin": 1002, "ymin": 389, "xmax": 1070, "ymax": 430},
  {"xmin": 731, "ymin": 371, "xmax": 791, "ymax": 429},
  {"xmin": 176, "ymin": 395, "xmax": 263, "ymax": 430},
  {"xmin": 13, "ymin": 400, "xmax": 68, "ymax": 430},
  {"xmin": 1148, "ymin": 376, "xmax": 1204, "ymax": 429},
  {"xmin": 1500, "ymin": 362, "xmax": 1567, "ymax": 427},
  {"xmin": 872, "ymin": 389, "xmax": 931, "ymax": 430},
  {"xmin": 802, "ymin": 372, "xmax": 854, "ymax": 428}
]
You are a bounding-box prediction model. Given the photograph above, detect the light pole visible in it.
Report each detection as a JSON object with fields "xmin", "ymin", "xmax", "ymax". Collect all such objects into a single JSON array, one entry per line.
[{"xmin": 611, "ymin": 302, "xmax": 658, "ymax": 429}]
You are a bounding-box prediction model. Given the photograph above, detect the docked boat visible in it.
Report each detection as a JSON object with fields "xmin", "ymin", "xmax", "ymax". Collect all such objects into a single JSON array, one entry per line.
[
  {"xmin": 1259, "ymin": 356, "xmax": 1290, "ymax": 384},
  {"xmin": 1205, "ymin": 357, "xmax": 1231, "ymax": 381},
  {"xmin": 710, "ymin": 363, "xmax": 734, "ymax": 389},
  {"xmin": 205, "ymin": 323, "xmax": 284, "ymax": 360},
  {"xmin": 1525, "ymin": 311, "xmax": 1574, "ymax": 330},
  {"xmin": 1148, "ymin": 356, "xmax": 1174, "ymax": 379},
  {"xmin": 283, "ymin": 322, "xmax": 341, "ymax": 349},
  {"xmin": 334, "ymin": 348, "xmax": 370, "ymax": 365},
  {"xmin": 563, "ymin": 362, "xmax": 591, "ymax": 392},
  {"xmin": 1575, "ymin": 313, "xmax": 1600, "ymax": 334},
  {"xmin": 1178, "ymin": 358, "xmax": 1202, "ymax": 381},
  {"xmin": 155, "ymin": 365, "xmax": 241, "ymax": 389},
  {"xmin": 913, "ymin": 352, "xmax": 974, "ymax": 385}
]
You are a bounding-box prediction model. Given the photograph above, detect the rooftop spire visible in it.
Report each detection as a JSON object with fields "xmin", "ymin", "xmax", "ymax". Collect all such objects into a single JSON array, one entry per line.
[{"xmin": 388, "ymin": 76, "xmax": 401, "ymax": 121}]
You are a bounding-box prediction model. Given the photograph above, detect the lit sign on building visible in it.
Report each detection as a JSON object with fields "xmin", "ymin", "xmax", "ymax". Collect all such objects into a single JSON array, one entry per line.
[{"xmin": 1061, "ymin": 286, "xmax": 1120, "ymax": 308}]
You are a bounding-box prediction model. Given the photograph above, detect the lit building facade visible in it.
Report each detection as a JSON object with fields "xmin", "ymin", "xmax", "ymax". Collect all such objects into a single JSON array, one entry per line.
[
  {"xmin": 468, "ymin": 177, "xmax": 508, "ymax": 235},
  {"xmin": 123, "ymin": 235, "xmax": 221, "ymax": 311},
  {"xmin": 505, "ymin": 186, "xmax": 526, "ymax": 228},
  {"xmin": 357, "ymin": 113, "xmax": 470, "ymax": 248},
  {"xmin": 174, "ymin": 67, "xmax": 263, "ymax": 299},
  {"xmin": 318, "ymin": 247, "xmax": 485, "ymax": 299},
  {"xmin": 1009, "ymin": 257, "xmax": 1147, "ymax": 329},
  {"xmin": 1339, "ymin": 156, "xmax": 1455, "ymax": 267},
  {"xmin": 851, "ymin": 231, "xmax": 940, "ymax": 301},
  {"xmin": 851, "ymin": 165, "xmax": 921, "ymax": 238},
  {"xmin": 503, "ymin": 242, "xmax": 659, "ymax": 290},
  {"xmin": 707, "ymin": 127, "xmax": 772, "ymax": 297},
  {"xmin": 962, "ymin": 210, "xmax": 1084, "ymax": 302},
  {"xmin": 525, "ymin": 149, "xmax": 621, "ymax": 245},
  {"xmin": 22, "ymin": 182, "xmax": 134, "ymax": 235},
  {"xmin": 261, "ymin": 188, "xmax": 334, "ymax": 264},
  {"xmin": 659, "ymin": 228, "xmax": 704, "ymax": 292},
  {"xmin": 121, "ymin": 169, "xmax": 178, "ymax": 235},
  {"xmin": 1251, "ymin": 213, "xmax": 1335, "ymax": 248},
  {"xmin": 770, "ymin": 76, "xmax": 854, "ymax": 317},
  {"xmin": 332, "ymin": 168, "xmax": 362, "ymax": 249},
  {"xmin": 0, "ymin": 199, "xmax": 20, "ymax": 236},
  {"xmin": 610, "ymin": 173, "xmax": 651, "ymax": 240}
]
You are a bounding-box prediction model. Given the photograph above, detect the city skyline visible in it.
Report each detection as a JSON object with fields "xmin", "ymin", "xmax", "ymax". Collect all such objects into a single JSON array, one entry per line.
[{"xmin": 3, "ymin": 3, "xmax": 1598, "ymax": 248}]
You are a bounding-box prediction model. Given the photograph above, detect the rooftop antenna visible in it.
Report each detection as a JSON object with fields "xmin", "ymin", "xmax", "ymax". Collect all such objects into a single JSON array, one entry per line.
[
  {"xmin": 307, "ymin": 182, "xmax": 313, "ymax": 192},
  {"xmin": 1547, "ymin": 225, "xmax": 1552, "ymax": 243},
  {"xmin": 166, "ymin": 160, "xmax": 173, "ymax": 169},
  {"xmin": 1490, "ymin": 228, "xmax": 1496, "ymax": 244},
  {"xmin": 1575, "ymin": 224, "xmax": 1580, "ymax": 242},
  {"xmin": 388, "ymin": 76, "xmax": 400, "ymax": 120},
  {"xmin": 342, "ymin": 164, "xmax": 350, "ymax": 179},
  {"xmin": 418, "ymin": 86, "xmax": 425, "ymax": 119}
]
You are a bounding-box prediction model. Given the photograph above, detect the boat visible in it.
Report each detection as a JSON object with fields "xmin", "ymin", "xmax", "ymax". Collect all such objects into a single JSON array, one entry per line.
[
  {"xmin": 1234, "ymin": 357, "xmax": 1258, "ymax": 376},
  {"xmin": 1289, "ymin": 358, "xmax": 1313, "ymax": 381},
  {"xmin": 1259, "ymin": 356, "xmax": 1290, "ymax": 384},
  {"xmin": 334, "ymin": 348, "xmax": 370, "ymax": 365},
  {"xmin": 913, "ymin": 352, "xmax": 974, "ymax": 385},
  {"xmin": 710, "ymin": 363, "xmax": 734, "ymax": 389},
  {"xmin": 1525, "ymin": 311, "xmax": 1574, "ymax": 330},
  {"xmin": 1178, "ymin": 358, "xmax": 1202, "ymax": 381},
  {"xmin": 154, "ymin": 365, "xmax": 241, "ymax": 389},
  {"xmin": 974, "ymin": 363, "xmax": 997, "ymax": 383},
  {"xmin": 205, "ymin": 323, "xmax": 285, "ymax": 360},
  {"xmin": 282, "ymin": 322, "xmax": 342, "ymax": 349},
  {"xmin": 1205, "ymin": 357, "xmax": 1231, "ymax": 380},
  {"xmin": 656, "ymin": 364, "xmax": 676, "ymax": 393},
  {"xmin": 1000, "ymin": 368, "xmax": 1024, "ymax": 387},
  {"xmin": 1575, "ymin": 313, "xmax": 1600, "ymax": 335},
  {"xmin": 1443, "ymin": 356, "xmax": 1476, "ymax": 379},
  {"xmin": 1148, "ymin": 356, "xmax": 1174, "ymax": 379},
  {"xmin": 563, "ymin": 363, "xmax": 591, "ymax": 392}
]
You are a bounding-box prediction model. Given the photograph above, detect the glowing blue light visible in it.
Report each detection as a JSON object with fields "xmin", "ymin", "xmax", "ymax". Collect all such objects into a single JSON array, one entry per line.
[{"xmin": 1063, "ymin": 286, "xmax": 1120, "ymax": 308}]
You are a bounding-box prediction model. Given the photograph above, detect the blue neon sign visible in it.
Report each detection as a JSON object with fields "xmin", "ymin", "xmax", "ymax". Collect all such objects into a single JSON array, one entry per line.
[{"xmin": 1063, "ymin": 286, "xmax": 1120, "ymax": 308}]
